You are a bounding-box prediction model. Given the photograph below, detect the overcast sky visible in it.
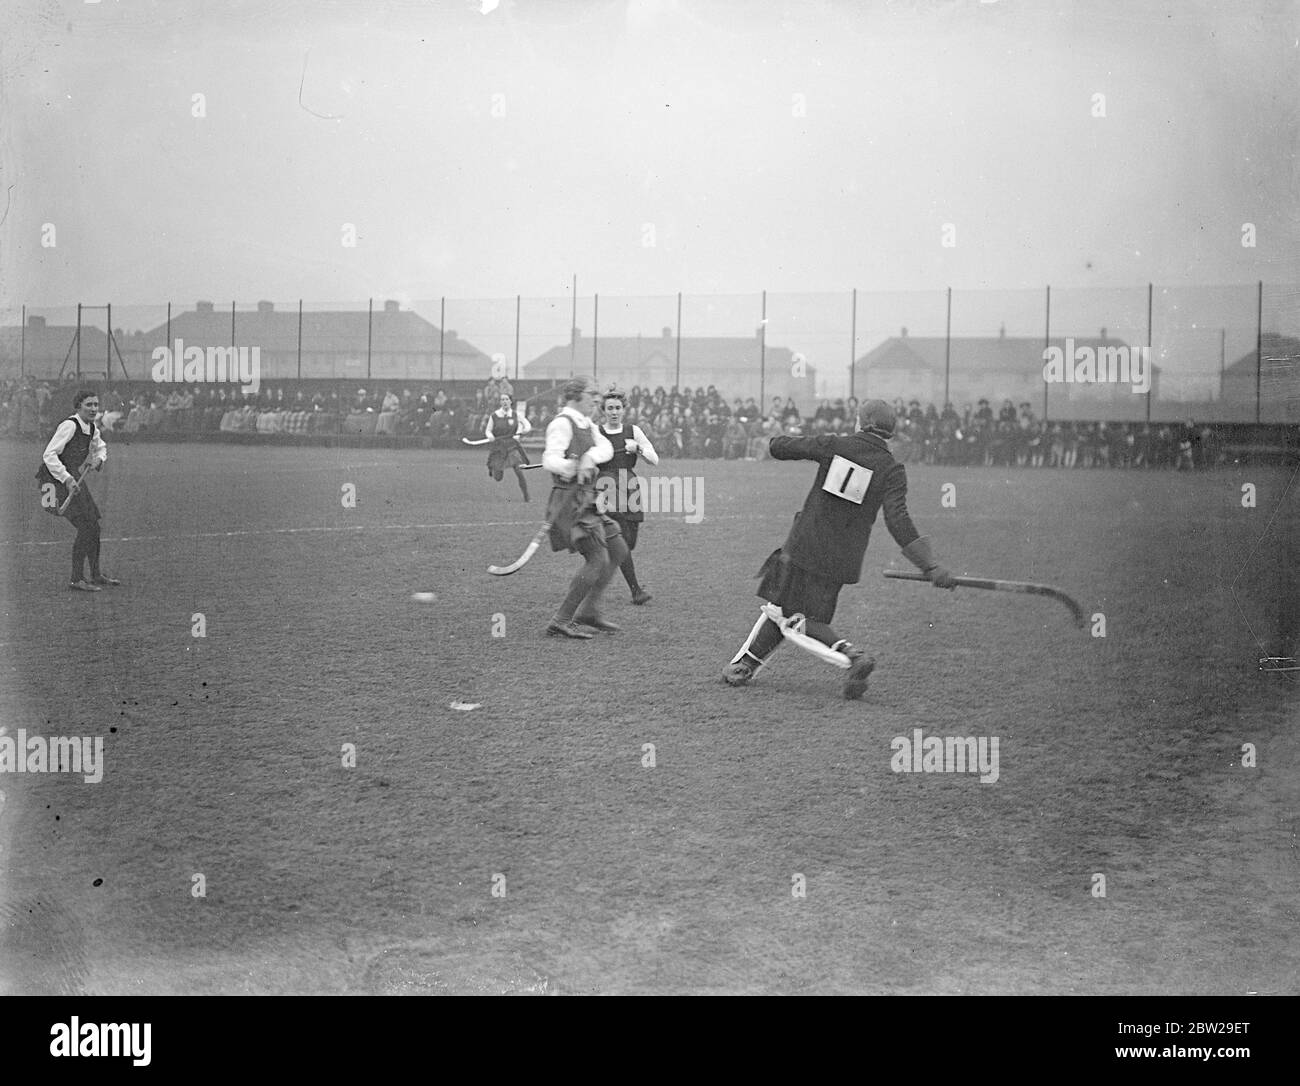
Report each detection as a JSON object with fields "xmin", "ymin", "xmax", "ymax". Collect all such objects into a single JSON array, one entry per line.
[{"xmin": 1, "ymin": 0, "xmax": 1296, "ymax": 393}]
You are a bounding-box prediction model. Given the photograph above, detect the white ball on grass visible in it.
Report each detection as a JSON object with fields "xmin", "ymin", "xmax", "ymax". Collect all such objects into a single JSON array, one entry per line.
[{"xmin": 411, "ymin": 592, "xmax": 438, "ymax": 603}]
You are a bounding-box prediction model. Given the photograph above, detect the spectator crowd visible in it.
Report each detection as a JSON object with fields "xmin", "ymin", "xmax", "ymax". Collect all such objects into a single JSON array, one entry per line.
[{"xmin": 0, "ymin": 377, "xmax": 1224, "ymax": 470}]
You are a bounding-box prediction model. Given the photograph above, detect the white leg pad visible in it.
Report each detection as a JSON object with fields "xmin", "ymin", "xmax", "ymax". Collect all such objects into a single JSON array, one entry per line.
[
  {"xmin": 760, "ymin": 603, "xmax": 852, "ymax": 669},
  {"xmin": 730, "ymin": 610, "xmax": 770, "ymax": 666}
]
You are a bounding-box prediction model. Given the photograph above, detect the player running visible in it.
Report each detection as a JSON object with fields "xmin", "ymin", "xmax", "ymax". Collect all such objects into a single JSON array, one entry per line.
[
  {"xmin": 722, "ymin": 399, "xmax": 956, "ymax": 699},
  {"xmin": 485, "ymin": 393, "xmax": 532, "ymax": 501},
  {"xmin": 596, "ymin": 388, "xmax": 659, "ymax": 605}
]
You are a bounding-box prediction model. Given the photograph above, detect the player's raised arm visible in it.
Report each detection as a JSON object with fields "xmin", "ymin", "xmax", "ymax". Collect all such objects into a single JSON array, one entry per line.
[{"xmin": 769, "ymin": 431, "xmax": 840, "ymax": 462}]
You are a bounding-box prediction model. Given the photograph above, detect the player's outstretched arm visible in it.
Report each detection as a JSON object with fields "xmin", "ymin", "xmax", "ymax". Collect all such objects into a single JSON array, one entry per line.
[
  {"xmin": 769, "ymin": 432, "xmax": 840, "ymax": 462},
  {"xmin": 882, "ymin": 464, "xmax": 956, "ymax": 589}
]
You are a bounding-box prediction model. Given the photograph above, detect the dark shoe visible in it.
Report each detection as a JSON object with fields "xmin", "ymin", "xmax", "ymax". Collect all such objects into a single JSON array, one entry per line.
[
  {"xmin": 92, "ymin": 575, "xmax": 121, "ymax": 586},
  {"xmin": 631, "ymin": 590, "xmax": 652, "ymax": 605},
  {"xmin": 842, "ymin": 650, "xmax": 876, "ymax": 701},
  {"xmin": 546, "ymin": 620, "xmax": 594, "ymax": 639},
  {"xmin": 722, "ymin": 659, "xmax": 755, "ymax": 686},
  {"xmin": 574, "ymin": 614, "xmax": 621, "ymax": 633},
  {"xmin": 69, "ymin": 580, "xmax": 102, "ymax": 592}
]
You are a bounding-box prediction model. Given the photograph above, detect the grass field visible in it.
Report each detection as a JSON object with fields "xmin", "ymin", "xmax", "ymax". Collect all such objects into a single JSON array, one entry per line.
[{"xmin": 1, "ymin": 438, "xmax": 1296, "ymax": 995}]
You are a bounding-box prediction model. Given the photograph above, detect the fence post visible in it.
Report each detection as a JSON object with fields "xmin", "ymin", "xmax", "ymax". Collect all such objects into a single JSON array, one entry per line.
[
  {"xmin": 1219, "ymin": 328, "xmax": 1225, "ymax": 402},
  {"xmin": 759, "ymin": 290, "xmax": 766, "ymax": 410},
  {"xmin": 849, "ymin": 288, "xmax": 857, "ymax": 401},
  {"xmin": 944, "ymin": 287, "xmax": 952, "ymax": 408},
  {"xmin": 439, "ymin": 297, "xmax": 445, "ymax": 383},
  {"xmin": 675, "ymin": 291, "xmax": 682, "ymax": 391},
  {"xmin": 19, "ymin": 304, "xmax": 25, "ymax": 378},
  {"xmin": 297, "ymin": 300, "xmax": 303, "ymax": 380},
  {"xmin": 593, "ymin": 292, "xmax": 599, "ymax": 378},
  {"xmin": 1255, "ymin": 280, "xmax": 1263, "ymax": 423},
  {"xmin": 76, "ymin": 303, "xmax": 82, "ymax": 378},
  {"xmin": 1042, "ymin": 285, "xmax": 1050, "ymax": 422},
  {"xmin": 570, "ymin": 274, "xmax": 577, "ymax": 377},
  {"xmin": 514, "ymin": 294, "xmax": 521, "ymax": 381},
  {"xmin": 1145, "ymin": 283, "xmax": 1153, "ymax": 424},
  {"xmin": 106, "ymin": 303, "xmax": 112, "ymax": 384}
]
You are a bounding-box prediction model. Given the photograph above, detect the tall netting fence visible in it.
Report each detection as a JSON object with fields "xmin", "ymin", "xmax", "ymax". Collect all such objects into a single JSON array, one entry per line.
[{"xmin": 3, "ymin": 286, "xmax": 1295, "ymax": 423}]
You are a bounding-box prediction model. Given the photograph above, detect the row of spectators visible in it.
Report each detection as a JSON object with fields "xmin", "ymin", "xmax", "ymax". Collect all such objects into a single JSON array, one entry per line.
[{"xmin": 0, "ymin": 377, "xmax": 1221, "ymax": 468}]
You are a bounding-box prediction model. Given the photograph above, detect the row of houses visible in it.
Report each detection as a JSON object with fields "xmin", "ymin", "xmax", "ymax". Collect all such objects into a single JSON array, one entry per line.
[{"xmin": 1, "ymin": 302, "xmax": 1295, "ymax": 414}]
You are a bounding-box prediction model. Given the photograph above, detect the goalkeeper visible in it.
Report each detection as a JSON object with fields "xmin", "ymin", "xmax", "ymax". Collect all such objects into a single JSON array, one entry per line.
[{"xmin": 722, "ymin": 399, "xmax": 955, "ymax": 699}]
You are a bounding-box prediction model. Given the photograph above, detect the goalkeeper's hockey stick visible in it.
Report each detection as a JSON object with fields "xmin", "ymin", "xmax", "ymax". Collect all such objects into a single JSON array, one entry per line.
[
  {"xmin": 487, "ymin": 522, "xmax": 551, "ymax": 575},
  {"xmin": 55, "ymin": 460, "xmax": 97, "ymax": 515},
  {"xmin": 883, "ymin": 569, "xmax": 1086, "ymax": 628}
]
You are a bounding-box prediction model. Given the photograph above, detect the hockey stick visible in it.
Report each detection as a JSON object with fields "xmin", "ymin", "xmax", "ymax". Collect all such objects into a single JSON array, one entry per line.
[
  {"xmin": 487, "ymin": 522, "xmax": 551, "ymax": 575},
  {"xmin": 462, "ymin": 436, "xmax": 493, "ymax": 446},
  {"xmin": 55, "ymin": 460, "xmax": 97, "ymax": 515},
  {"xmin": 883, "ymin": 569, "xmax": 1086, "ymax": 628}
]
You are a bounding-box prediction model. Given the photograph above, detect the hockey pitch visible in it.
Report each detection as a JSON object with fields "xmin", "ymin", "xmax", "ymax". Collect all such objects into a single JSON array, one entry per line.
[{"xmin": 1, "ymin": 441, "xmax": 1295, "ymax": 994}]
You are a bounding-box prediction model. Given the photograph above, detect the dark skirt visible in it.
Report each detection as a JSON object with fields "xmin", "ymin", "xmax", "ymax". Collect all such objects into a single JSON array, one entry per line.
[
  {"xmin": 37, "ymin": 467, "xmax": 100, "ymax": 521},
  {"xmin": 546, "ymin": 482, "xmax": 621, "ymax": 553},
  {"xmin": 487, "ymin": 439, "xmax": 529, "ymax": 479},
  {"xmin": 596, "ymin": 468, "xmax": 644, "ymax": 524},
  {"xmin": 756, "ymin": 548, "xmax": 841, "ymax": 624}
]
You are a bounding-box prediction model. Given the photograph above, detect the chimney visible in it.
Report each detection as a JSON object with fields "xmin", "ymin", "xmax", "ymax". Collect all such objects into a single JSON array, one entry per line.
[
  {"xmin": 385, "ymin": 300, "xmax": 400, "ymax": 313},
  {"xmin": 999, "ymin": 323, "xmax": 1006, "ymax": 339},
  {"xmin": 197, "ymin": 301, "xmax": 214, "ymax": 314},
  {"xmin": 1100, "ymin": 326, "xmax": 1108, "ymax": 340},
  {"xmin": 900, "ymin": 326, "xmax": 908, "ymax": 338},
  {"xmin": 257, "ymin": 301, "xmax": 274, "ymax": 314},
  {"xmin": 662, "ymin": 326, "xmax": 672, "ymax": 338},
  {"xmin": 27, "ymin": 315, "xmax": 45, "ymax": 330}
]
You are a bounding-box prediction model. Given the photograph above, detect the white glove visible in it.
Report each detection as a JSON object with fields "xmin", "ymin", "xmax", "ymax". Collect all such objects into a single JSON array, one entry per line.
[{"xmin": 624, "ymin": 439, "xmax": 638, "ymax": 454}]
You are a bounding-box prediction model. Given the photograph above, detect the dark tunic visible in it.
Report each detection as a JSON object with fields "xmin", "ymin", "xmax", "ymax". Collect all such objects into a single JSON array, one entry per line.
[
  {"xmin": 486, "ymin": 412, "xmax": 529, "ymax": 478},
  {"xmin": 597, "ymin": 424, "xmax": 644, "ymax": 524},
  {"xmin": 36, "ymin": 415, "xmax": 100, "ymax": 520}
]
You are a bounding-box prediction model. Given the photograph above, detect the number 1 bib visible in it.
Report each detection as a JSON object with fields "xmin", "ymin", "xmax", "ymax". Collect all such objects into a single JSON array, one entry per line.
[{"xmin": 822, "ymin": 455, "xmax": 873, "ymax": 504}]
